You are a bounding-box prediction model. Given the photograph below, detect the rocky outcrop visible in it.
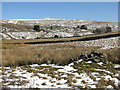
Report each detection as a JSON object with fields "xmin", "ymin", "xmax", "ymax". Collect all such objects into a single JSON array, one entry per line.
[
  {"xmin": 44, "ymin": 50, "xmax": 109, "ymax": 65},
  {"xmin": 79, "ymin": 50, "xmax": 107, "ymax": 63}
]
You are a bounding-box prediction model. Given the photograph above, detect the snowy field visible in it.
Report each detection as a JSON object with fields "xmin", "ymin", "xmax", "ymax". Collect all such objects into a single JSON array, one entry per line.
[
  {"xmin": 1, "ymin": 59, "xmax": 120, "ymax": 88},
  {"xmin": 69, "ymin": 37, "xmax": 120, "ymax": 49}
]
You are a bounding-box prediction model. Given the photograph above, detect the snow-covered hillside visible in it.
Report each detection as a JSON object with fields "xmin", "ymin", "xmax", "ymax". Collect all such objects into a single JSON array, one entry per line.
[{"xmin": 0, "ymin": 19, "xmax": 118, "ymax": 40}]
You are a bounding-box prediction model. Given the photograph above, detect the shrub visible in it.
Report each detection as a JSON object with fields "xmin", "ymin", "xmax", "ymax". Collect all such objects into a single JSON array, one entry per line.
[
  {"xmin": 80, "ymin": 25, "xmax": 87, "ymax": 30},
  {"xmin": 33, "ymin": 25, "xmax": 40, "ymax": 31}
]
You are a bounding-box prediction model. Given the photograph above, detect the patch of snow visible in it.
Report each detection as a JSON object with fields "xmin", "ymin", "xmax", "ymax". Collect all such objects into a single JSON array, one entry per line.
[
  {"xmin": 81, "ymin": 29, "xmax": 87, "ymax": 31},
  {"xmin": 0, "ymin": 33, "xmax": 11, "ymax": 39},
  {"xmin": 30, "ymin": 64, "xmax": 40, "ymax": 67},
  {"xmin": 6, "ymin": 32, "xmax": 46, "ymax": 39},
  {"xmin": 8, "ymin": 20, "xmax": 18, "ymax": 24},
  {"xmin": 57, "ymin": 66, "xmax": 76, "ymax": 73},
  {"xmin": 91, "ymin": 72, "xmax": 99, "ymax": 76},
  {"xmin": 86, "ymin": 61, "xmax": 92, "ymax": 63},
  {"xmin": 96, "ymin": 78, "xmax": 101, "ymax": 81},
  {"xmin": 114, "ymin": 64, "xmax": 120, "ymax": 68},
  {"xmin": 105, "ymin": 85, "xmax": 114, "ymax": 88},
  {"xmin": 88, "ymin": 85, "xmax": 97, "ymax": 88},
  {"xmin": 75, "ymin": 59, "xmax": 83, "ymax": 63},
  {"xmin": 112, "ymin": 78, "xmax": 119, "ymax": 86},
  {"xmin": 97, "ymin": 62, "xmax": 104, "ymax": 66},
  {"xmin": 94, "ymin": 69, "xmax": 111, "ymax": 73},
  {"xmin": 104, "ymin": 75, "xmax": 112, "ymax": 81},
  {"xmin": 104, "ymin": 75, "xmax": 119, "ymax": 87}
]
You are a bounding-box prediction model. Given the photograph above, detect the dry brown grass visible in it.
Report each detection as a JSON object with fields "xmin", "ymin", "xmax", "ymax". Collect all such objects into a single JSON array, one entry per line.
[
  {"xmin": 98, "ymin": 48, "xmax": 120, "ymax": 64},
  {"xmin": 1, "ymin": 34, "xmax": 119, "ymax": 67},
  {"xmin": 2, "ymin": 44, "xmax": 26, "ymax": 49},
  {"xmin": 2, "ymin": 43, "xmax": 99, "ymax": 66}
]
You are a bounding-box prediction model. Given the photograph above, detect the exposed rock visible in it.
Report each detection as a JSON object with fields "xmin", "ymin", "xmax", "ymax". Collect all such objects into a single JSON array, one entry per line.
[{"xmin": 79, "ymin": 51, "xmax": 107, "ymax": 63}]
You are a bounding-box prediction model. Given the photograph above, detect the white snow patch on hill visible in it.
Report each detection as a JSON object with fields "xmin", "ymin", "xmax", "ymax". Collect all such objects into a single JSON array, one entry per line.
[{"xmin": 6, "ymin": 32, "xmax": 47, "ymax": 39}]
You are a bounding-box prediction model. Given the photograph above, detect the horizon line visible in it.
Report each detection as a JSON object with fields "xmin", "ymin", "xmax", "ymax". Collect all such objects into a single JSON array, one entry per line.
[{"xmin": 1, "ymin": 18, "xmax": 118, "ymax": 22}]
